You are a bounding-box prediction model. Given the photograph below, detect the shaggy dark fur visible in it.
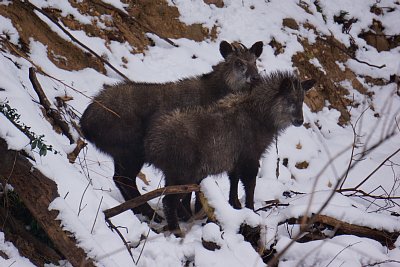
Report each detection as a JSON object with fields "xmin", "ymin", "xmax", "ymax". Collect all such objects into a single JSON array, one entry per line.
[
  {"xmin": 80, "ymin": 41, "xmax": 263, "ymax": 219},
  {"xmin": 144, "ymin": 71, "xmax": 315, "ymax": 232}
]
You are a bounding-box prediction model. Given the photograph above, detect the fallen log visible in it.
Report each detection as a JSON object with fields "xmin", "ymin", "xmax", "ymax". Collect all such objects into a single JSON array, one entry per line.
[
  {"xmin": 0, "ymin": 138, "xmax": 95, "ymax": 267},
  {"xmin": 286, "ymin": 214, "xmax": 399, "ymax": 249}
]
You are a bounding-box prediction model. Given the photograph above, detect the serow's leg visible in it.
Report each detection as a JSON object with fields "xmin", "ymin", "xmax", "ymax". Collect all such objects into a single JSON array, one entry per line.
[
  {"xmin": 240, "ymin": 160, "xmax": 259, "ymax": 210},
  {"xmin": 228, "ymin": 171, "xmax": 242, "ymax": 209},
  {"xmin": 114, "ymin": 158, "xmax": 162, "ymax": 222},
  {"xmin": 163, "ymin": 194, "xmax": 183, "ymax": 237}
]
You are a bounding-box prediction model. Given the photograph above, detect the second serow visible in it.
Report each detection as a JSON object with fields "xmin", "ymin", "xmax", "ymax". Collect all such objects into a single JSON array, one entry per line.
[{"xmin": 145, "ymin": 70, "xmax": 315, "ymax": 234}]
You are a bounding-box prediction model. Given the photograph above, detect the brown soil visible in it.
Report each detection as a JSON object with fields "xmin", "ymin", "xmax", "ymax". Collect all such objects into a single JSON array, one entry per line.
[
  {"xmin": 292, "ymin": 36, "xmax": 369, "ymax": 125},
  {"xmin": 0, "ymin": 1, "xmax": 105, "ymax": 72},
  {"xmin": 0, "ymin": 0, "xmax": 212, "ymax": 72}
]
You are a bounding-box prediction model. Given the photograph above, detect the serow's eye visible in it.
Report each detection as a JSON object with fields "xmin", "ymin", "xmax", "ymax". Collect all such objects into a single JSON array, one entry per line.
[{"xmin": 235, "ymin": 60, "xmax": 245, "ymax": 69}]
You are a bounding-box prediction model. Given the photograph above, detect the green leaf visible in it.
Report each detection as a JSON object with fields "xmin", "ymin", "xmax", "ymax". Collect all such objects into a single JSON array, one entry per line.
[
  {"xmin": 31, "ymin": 140, "xmax": 38, "ymax": 150},
  {"xmin": 39, "ymin": 147, "xmax": 47, "ymax": 156}
]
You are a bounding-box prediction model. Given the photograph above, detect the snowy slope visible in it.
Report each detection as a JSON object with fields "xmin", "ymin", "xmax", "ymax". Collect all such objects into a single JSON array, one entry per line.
[{"xmin": 0, "ymin": 0, "xmax": 399, "ymax": 266}]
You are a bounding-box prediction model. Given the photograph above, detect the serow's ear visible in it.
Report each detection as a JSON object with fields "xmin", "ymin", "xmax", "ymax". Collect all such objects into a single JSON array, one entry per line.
[
  {"xmin": 220, "ymin": 41, "xmax": 233, "ymax": 59},
  {"xmin": 301, "ymin": 79, "xmax": 316, "ymax": 91},
  {"xmin": 250, "ymin": 41, "xmax": 263, "ymax": 58},
  {"xmin": 279, "ymin": 77, "xmax": 292, "ymax": 94}
]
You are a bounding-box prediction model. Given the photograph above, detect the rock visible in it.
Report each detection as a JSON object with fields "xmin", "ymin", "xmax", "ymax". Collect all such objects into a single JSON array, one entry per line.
[
  {"xmin": 295, "ymin": 161, "xmax": 309, "ymax": 169},
  {"xmin": 282, "ymin": 18, "xmax": 299, "ymax": 30},
  {"xmin": 203, "ymin": 0, "xmax": 224, "ymax": 8}
]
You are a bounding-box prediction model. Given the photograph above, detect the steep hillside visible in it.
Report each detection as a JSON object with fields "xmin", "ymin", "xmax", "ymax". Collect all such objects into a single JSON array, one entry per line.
[{"xmin": 0, "ymin": 1, "xmax": 399, "ymax": 266}]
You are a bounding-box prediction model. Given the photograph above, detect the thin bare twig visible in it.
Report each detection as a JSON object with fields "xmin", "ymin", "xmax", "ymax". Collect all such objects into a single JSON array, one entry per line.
[
  {"xmin": 78, "ymin": 180, "xmax": 91, "ymax": 216},
  {"xmin": 325, "ymin": 241, "xmax": 361, "ymax": 267},
  {"xmin": 91, "ymin": 196, "xmax": 103, "ymax": 234},
  {"xmin": 136, "ymin": 185, "xmax": 166, "ymax": 265},
  {"xmin": 0, "ymin": 36, "xmax": 121, "ymax": 118},
  {"xmin": 268, "ymin": 130, "xmax": 398, "ymax": 266},
  {"xmin": 320, "ymin": 37, "xmax": 386, "ymax": 69},
  {"xmin": 338, "ymin": 188, "xmax": 400, "ymax": 200},
  {"xmin": 353, "ymin": 147, "xmax": 400, "ymax": 190},
  {"xmin": 339, "ymin": 106, "xmax": 371, "ymax": 190},
  {"xmin": 362, "ymin": 260, "xmax": 400, "ymax": 266},
  {"xmin": 105, "ymin": 218, "xmax": 136, "ymax": 264}
]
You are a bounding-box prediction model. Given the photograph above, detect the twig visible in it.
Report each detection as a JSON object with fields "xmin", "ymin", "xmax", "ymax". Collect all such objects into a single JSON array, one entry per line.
[
  {"xmin": 1, "ymin": 152, "xmax": 17, "ymax": 231},
  {"xmin": 0, "ymin": 36, "xmax": 121, "ymax": 118},
  {"xmin": 275, "ymin": 136, "xmax": 280, "ymax": 178},
  {"xmin": 325, "ymin": 241, "xmax": 361, "ymax": 267},
  {"xmin": 105, "ymin": 218, "xmax": 136, "ymax": 264},
  {"xmin": 104, "ymin": 184, "xmax": 200, "ymax": 219},
  {"xmin": 254, "ymin": 200, "xmax": 289, "ymax": 212},
  {"xmin": 23, "ymin": 0, "xmax": 130, "ymax": 81},
  {"xmin": 320, "ymin": 37, "xmax": 386, "ymax": 69},
  {"xmin": 78, "ymin": 180, "xmax": 91, "ymax": 216},
  {"xmin": 353, "ymin": 147, "xmax": 400, "ymax": 190},
  {"xmin": 339, "ymin": 106, "xmax": 371, "ymax": 190},
  {"xmin": 91, "ymin": 196, "xmax": 103, "ymax": 234},
  {"xmin": 338, "ymin": 188, "xmax": 400, "ymax": 200},
  {"xmin": 136, "ymin": 185, "xmax": 166, "ymax": 265},
  {"xmin": 268, "ymin": 132, "xmax": 398, "ymax": 266},
  {"xmin": 362, "ymin": 260, "xmax": 400, "ymax": 266}
]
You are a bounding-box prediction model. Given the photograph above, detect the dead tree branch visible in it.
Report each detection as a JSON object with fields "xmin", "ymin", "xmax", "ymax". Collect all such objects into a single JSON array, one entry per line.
[
  {"xmin": 104, "ymin": 184, "xmax": 200, "ymax": 219},
  {"xmin": 353, "ymin": 147, "xmax": 400, "ymax": 190},
  {"xmin": 285, "ymin": 214, "xmax": 399, "ymax": 249},
  {"xmin": 67, "ymin": 139, "xmax": 87, "ymax": 163},
  {"xmin": 105, "ymin": 218, "xmax": 136, "ymax": 264},
  {"xmin": 29, "ymin": 67, "xmax": 75, "ymax": 144}
]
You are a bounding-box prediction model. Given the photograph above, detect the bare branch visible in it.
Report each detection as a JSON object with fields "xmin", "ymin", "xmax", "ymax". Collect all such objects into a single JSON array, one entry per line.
[
  {"xmin": 91, "ymin": 196, "xmax": 103, "ymax": 234},
  {"xmin": 320, "ymin": 37, "xmax": 386, "ymax": 69},
  {"xmin": 353, "ymin": 147, "xmax": 400, "ymax": 190},
  {"xmin": 67, "ymin": 139, "xmax": 87, "ymax": 163},
  {"xmin": 105, "ymin": 218, "xmax": 136, "ymax": 264},
  {"xmin": 0, "ymin": 36, "xmax": 121, "ymax": 118},
  {"xmin": 29, "ymin": 67, "xmax": 75, "ymax": 144},
  {"xmin": 286, "ymin": 215, "xmax": 399, "ymax": 249},
  {"xmin": 104, "ymin": 184, "xmax": 200, "ymax": 219}
]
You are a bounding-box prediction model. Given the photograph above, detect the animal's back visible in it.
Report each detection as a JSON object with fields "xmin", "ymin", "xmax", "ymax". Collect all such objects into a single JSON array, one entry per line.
[
  {"xmin": 80, "ymin": 79, "xmax": 207, "ymax": 150},
  {"xmin": 145, "ymin": 97, "xmax": 252, "ymax": 182}
]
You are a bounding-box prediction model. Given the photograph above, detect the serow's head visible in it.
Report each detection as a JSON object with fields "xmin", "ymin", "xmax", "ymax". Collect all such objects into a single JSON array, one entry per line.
[
  {"xmin": 219, "ymin": 40, "xmax": 264, "ymax": 92},
  {"xmin": 278, "ymin": 76, "xmax": 315, "ymax": 127}
]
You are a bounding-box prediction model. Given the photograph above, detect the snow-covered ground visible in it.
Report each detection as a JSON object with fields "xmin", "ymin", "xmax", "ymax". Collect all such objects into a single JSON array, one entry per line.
[{"xmin": 0, "ymin": 0, "xmax": 399, "ymax": 266}]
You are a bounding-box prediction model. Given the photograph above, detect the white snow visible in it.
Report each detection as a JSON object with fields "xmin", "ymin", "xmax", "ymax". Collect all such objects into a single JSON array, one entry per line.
[{"xmin": 0, "ymin": 0, "xmax": 399, "ymax": 266}]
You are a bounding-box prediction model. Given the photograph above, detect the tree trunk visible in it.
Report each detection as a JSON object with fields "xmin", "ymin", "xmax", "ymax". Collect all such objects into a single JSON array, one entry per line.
[{"xmin": 0, "ymin": 138, "xmax": 95, "ymax": 267}]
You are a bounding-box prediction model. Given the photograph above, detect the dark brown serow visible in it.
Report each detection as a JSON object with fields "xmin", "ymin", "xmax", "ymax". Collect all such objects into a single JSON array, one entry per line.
[
  {"xmin": 144, "ymin": 71, "xmax": 315, "ymax": 234},
  {"xmin": 80, "ymin": 41, "xmax": 263, "ymax": 219}
]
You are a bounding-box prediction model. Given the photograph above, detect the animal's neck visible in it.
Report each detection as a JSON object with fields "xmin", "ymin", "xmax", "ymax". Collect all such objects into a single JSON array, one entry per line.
[
  {"xmin": 199, "ymin": 68, "xmax": 230, "ymax": 101},
  {"xmin": 245, "ymin": 93, "xmax": 279, "ymax": 132}
]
